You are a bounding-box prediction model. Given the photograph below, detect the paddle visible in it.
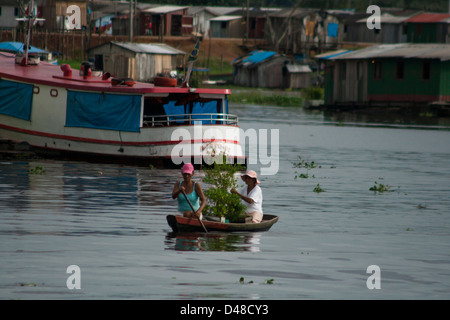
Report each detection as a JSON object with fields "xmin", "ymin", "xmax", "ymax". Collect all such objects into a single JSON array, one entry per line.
[{"xmin": 181, "ymin": 190, "xmax": 208, "ymax": 233}]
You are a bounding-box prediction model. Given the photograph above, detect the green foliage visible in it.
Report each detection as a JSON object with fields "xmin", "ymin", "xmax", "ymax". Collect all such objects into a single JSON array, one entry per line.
[
  {"xmin": 239, "ymin": 277, "xmax": 273, "ymax": 285},
  {"xmin": 313, "ymin": 183, "xmax": 325, "ymax": 193},
  {"xmin": 369, "ymin": 181, "xmax": 391, "ymax": 193},
  {"xmin": 228, "ymin": 91, "xmax": 303, "ymax": 107},
  {"xmin": 29, "ymin": 166, "xmax": 45, "ymax": 175},
  {"xmin": 292, "ymin": 156, "xmax": 320, "ymax": 179},
  {"xmin": 59, "ymin": 59, "xmax": 82, "ymax": 70},
  {"xmin": 202, "ymin": 158, "xmax": 246, "ymax": 222},
  {"xmin": 292, "ymin": 157, "xmax": 319, "ymax": 170},
  {"xmin": 302, "ymin": 87, "xmax": 323, "ymax": 100}
]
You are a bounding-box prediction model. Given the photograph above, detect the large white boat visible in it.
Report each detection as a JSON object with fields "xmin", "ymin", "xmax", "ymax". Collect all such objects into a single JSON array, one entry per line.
[
  {"xmin": 0, "ymin": 52, "xmax": 245, "ymax": 166},
  {"xmin": 0, "ymin": 50, "xmax": 245, "ymax": 167}
]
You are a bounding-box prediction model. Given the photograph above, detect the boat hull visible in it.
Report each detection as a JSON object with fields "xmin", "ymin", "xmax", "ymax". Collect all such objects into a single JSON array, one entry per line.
[
  {"xmin": 0, "ymin": 52, "xmax": 245, "ymax": 167},
  {"xmin": 166, "ymin": 214, "xmax": 279, "ymax": 233},
  {"xmin": 0, "ymin": 119, "xmax": 246, "ymax": 166}
]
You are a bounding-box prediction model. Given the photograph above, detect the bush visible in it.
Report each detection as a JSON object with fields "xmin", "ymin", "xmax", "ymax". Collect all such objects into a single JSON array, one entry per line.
[
  {"xmin": 302, "ymin": 87, "xmax": 323, "ymax": 100},
  {"xmin": 202, "ymin": 158, "xmax": 246, "ymax": 222}
]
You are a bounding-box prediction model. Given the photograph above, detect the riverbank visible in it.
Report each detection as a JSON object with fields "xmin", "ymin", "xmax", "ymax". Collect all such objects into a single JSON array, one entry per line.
[{"xmin": 208, "ymin": 85, "xmax": 323, "ymax": 107}]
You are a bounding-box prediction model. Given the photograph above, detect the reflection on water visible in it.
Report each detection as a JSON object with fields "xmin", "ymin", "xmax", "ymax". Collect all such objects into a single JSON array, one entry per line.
[
  {"xmin": 323, "ymin": 109, "xmax": 450, "ymax": 128},
  {"xmin": 1, "ymin": 103, "xmax": 450, "ymax": 299},
  {"xmin": 165, "ymin": 232, "xmax": 261, "ymax": 252}
]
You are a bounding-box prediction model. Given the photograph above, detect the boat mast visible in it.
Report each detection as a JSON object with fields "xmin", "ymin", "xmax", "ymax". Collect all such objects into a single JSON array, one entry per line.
[
  {"xmin": 16, "ymin": 0, "xmax": 44, "ymax": 65},
  {"xmin": 183, "ymin": 38, "xmax": 200, "ymax": 87},
  {"xmin": 23, "ymin": 0, "xmax": 33, "ymax": 65}
]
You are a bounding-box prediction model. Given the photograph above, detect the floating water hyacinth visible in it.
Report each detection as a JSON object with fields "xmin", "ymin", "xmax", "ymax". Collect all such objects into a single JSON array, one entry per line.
[{"xmin": 369, "ymin": 181, "xmax": 391, "ymax": 193}]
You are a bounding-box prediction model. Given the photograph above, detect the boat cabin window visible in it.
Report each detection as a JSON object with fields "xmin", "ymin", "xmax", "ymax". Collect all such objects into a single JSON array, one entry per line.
[{"xmin": 143, "ymin": 93, "xmax": 233, "ymax": 127}]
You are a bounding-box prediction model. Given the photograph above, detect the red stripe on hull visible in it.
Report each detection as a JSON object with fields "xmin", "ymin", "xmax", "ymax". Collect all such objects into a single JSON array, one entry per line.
[{"xmin": 0, "ymin": 123, "xmax": 240, "ymax": 146}]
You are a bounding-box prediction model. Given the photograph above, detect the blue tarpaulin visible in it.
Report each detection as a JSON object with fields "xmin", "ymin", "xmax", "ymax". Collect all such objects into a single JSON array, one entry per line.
[
  {"xmin": 162, "ymin": 99, "xmax": 223, "ymax": 124},
  {"xmin": 0, "ymin": 41, "xmax": 47, "ymax": 54},
  {"xmin": 66, "ymin": 91, "xmax": 141, "ymax": 132},
  {"xmin": 163, "ymin": 100, "xmax": 186, "ymax": 123},
  {"xmin": 191, "ymin": 101, "xmax": 219, "ymax": 124},
  {"xmin": 242, "ymin": 51, "xmax": 276, "ymax": 64},
  {"xmin": 0, "ymin": 80, "xmax": 33, "ymax": 120}
]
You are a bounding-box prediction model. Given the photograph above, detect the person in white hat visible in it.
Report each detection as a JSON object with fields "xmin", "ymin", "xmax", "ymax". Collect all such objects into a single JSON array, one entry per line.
[{"xmin": 231, "ymin": 170, "xmax": 263, "ymax": 223}]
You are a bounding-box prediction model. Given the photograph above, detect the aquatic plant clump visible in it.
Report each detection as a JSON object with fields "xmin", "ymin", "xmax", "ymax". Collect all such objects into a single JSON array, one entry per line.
[{"xmin": 369, "ymin": 181, "xmax": 391, "ymax": 193}]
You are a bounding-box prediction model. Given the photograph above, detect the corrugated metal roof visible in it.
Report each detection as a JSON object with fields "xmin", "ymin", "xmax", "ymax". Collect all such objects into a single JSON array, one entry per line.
[
  {"xmin": 269, "ymin": 8, "xmax": 314, "ymax": 18},
  {"xmin": 209, "ymin": 15, "xmax": 242, "ymax": 21},
  {"xmin": 314, "ymin": 49, "xmax": 353, "ymax": 60},
  {"xmin": 111, "ymin": 42, "xmax": 185, "ymax": 55},
  {"xmin": 405, "ymin": 13, "xmax": 450, "ymax": 23},
  {"xmin": 356, "ymin": 14, "xmax": 411, "ymax": 24},
  {"xmin": 330, "ymin": 44, "xmax": 450, "ymax": 61},
  {"xmin": 205, "ymin": 6, "xmax": 241, "ymax": 16},
  {"xmin": 141, "ymin": 5, "xmax": 188, "ymax": 14},
  {"xmin": 286, "ymin": 64, "xmax": 312, "ymax": 73}
]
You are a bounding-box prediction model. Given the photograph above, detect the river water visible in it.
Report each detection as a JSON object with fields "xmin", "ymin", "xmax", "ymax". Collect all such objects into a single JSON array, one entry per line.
[{"xmin": 1, "ymin": 104, "xmax": 449, "ymax": 300}]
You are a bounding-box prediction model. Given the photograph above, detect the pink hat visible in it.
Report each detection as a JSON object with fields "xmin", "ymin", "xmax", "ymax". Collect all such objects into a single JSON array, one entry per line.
[
  {"xmin": 181, "ymin": 163, "xmax": 194, "ymax": 174},
  {"xmin": 241, "ymin": 170, "xmax": 260, "ymax": 184}
]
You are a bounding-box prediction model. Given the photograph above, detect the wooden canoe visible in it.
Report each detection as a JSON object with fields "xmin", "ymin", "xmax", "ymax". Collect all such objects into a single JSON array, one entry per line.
[{"xmin": 166, "ymin": 214, "xmax": 279, "ymax": 233}]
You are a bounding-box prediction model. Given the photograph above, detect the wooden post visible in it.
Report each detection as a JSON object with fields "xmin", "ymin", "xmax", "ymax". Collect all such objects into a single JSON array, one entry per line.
[
  {"xmin": 72, "ymin": 30, "xmax": 75, "ymax": 60},
  {"xmin": 45, "ymin": 29, "xmax": 48, "ymax": 52},
  {"xmin": 129, "ymin": 0, "xmax": 133, "ymax": 42}
]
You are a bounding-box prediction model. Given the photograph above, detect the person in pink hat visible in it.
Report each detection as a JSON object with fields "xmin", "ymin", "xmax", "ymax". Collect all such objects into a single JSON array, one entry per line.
[
  {"xmin": 231, "ymin": 170, "xmax": 263, "ymax": 223},
  {"xmin": 172, "ymin": 163, "xmax": 206, "ymax": 220}
]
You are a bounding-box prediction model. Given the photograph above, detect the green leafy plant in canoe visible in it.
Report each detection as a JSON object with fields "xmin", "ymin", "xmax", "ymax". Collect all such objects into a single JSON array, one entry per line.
[
  {"xmin": 202, "ymin": 157, "xmax": 246, "ymax": 222},
  {"xmin": 29, "ymin": 166, "xmax": 45, "ymax": 175}
]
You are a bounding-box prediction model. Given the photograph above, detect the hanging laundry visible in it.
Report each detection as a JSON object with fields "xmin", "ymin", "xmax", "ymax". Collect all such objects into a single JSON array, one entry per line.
[{"xmin": 306, "ymin": 21, "xmax": 316, "ymax": 37}]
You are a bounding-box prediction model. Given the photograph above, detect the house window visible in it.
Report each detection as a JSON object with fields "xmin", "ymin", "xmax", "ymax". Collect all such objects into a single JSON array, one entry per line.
[
  {"xmin": 396, "ymin": 61, "xmax": 404, "ymax": 80},
  {"xmin": 422, "ymin": 61, "xmax": 431, "ymax": 80},
  {"xmin": 373, "ymin": 60, "xmax": 382, "ymax": 80},
  {"xmin": 402, "ymin": 24, "xmax": 408, "ymax": 35},
  {"xmin": 14, "ymin": 7, "xmax": 19, "ymax": 16}
]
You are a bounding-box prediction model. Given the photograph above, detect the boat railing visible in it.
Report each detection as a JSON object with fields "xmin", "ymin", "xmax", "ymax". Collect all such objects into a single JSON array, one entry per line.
[{"xmin": 143, "ymin": 113, "xmax": 238, "ymax": 127}]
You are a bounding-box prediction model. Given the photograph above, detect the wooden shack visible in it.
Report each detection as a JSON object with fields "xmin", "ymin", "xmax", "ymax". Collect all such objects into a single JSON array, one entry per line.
[
  {"xmin": 405, "ymin": 13, "xmax": 450, "ymax": 43},
  {"xmin": 233, "ymin": 50, "xmax": 311, "ymax": 88},
  {"xmin": 140, "ymin": 5, "xmax": 190, "ymax": 37},
  {"xmin": 353, "ymin": 14, "xmax": 412, "ymax": 43},
  {"xmin": 209, "ymin": 15, "xmax": 243, "ymax": 38},
  {"xmin": 323, "ymin": 43, "xmax": 450, "ymax": 107},
  {"xmin": 285, "ymin": 64, "xmax": 312, "ymax": 89},
  {"xmin": 87, "ymin": 41, "xmax": 185, "ymax": 82}
]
